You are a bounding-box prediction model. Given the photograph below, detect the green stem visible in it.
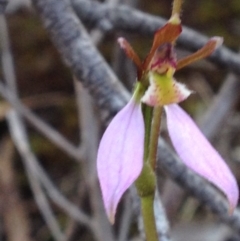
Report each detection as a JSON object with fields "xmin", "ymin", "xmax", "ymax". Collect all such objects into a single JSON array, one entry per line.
[
  {"xmin": 172, "ymin": 0, "xmax": 183, "ymax": 16},
  {"xmin": 141, "ymin": 196, "xmax": 158, "ymax": 241},
  {"xmin": 135, "ymin": 162, "xmax": 158, "ymax": 241},
  {"xmin": 135, "ymin": 104, "xmax": 159, "ymax": 241},
  {"xmin": 142, "ymin": 104, "xmax": 153, "ymax": 162},
  {"xmin": 148, "ymin": 106, "xmax": 162, "ymax": 170}
]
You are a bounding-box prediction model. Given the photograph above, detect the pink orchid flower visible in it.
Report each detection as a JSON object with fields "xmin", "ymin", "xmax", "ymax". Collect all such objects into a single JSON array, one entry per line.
[{"xmin": 97, "ymin": 14, "xmax": 239, "ymax": 223}]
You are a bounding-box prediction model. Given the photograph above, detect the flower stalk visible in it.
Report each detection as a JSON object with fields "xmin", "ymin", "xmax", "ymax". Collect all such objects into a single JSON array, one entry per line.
[
  {"xmin": 135, "ymin": 162, "xmax": 158, "ymax": 241},
  {"xmin": 135, "ymin": 106, "xmax": 162, "ymax": 241},
  {"xmin": 149, "ymin": 106, "xmax": 163, "ymax": 170},
  {"xmin": 141, "ymin": 196, "xmax": 159, "ymax": 241}
]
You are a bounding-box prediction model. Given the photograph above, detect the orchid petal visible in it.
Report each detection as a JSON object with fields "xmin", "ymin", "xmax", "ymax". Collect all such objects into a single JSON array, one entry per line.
[
  {"xmin": 97, "ymin": 98, "xmax": 145, "ymax": 223},
  {"xmin": 165, "ymin": 104, "xmax": 239, "ymax": 212},
  {"xmin": 177, "ymin": 37, "xmax": 223, "ymax": 70},
  {"xmin": 118, "ymin": 37, "xmax": 142, "ymax": 71}
]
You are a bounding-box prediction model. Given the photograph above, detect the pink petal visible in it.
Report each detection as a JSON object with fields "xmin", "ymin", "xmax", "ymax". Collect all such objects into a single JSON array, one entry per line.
[
  {"xmin": 164, "ymin": 104, "xmax": 239, "ymax": 212},
  {"xmin": 97, "ymin": 99, "xmax": 144, "ymax": 223}
]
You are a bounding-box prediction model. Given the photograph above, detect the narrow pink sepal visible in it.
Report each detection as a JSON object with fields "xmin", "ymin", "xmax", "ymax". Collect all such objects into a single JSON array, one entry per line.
[
  {"xmin": 164, "ymin": 104, "xmax": 239, "ymax": 212},
  {"xmin": 97, "ymin": 98, "xmax": 144, "ymax": 223}
]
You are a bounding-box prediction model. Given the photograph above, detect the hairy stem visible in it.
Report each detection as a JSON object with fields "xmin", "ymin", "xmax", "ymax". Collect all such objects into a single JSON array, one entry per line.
[
  {"xmin": 135, "ymin": 103, "xmax": 159, "ymax": 241},
  {"xmin": 148, "ymin": 106, "xmax": 162, "ymax": 170},
  {"xmin": 141, "ymin": 195, "xmax": 159, "ymax": 241}
]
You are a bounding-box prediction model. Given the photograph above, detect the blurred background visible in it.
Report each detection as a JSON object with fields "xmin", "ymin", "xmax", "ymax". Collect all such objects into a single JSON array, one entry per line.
[{"xmin": 1, "ymin": 0, "xmax": 240, "ymax": 240}]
